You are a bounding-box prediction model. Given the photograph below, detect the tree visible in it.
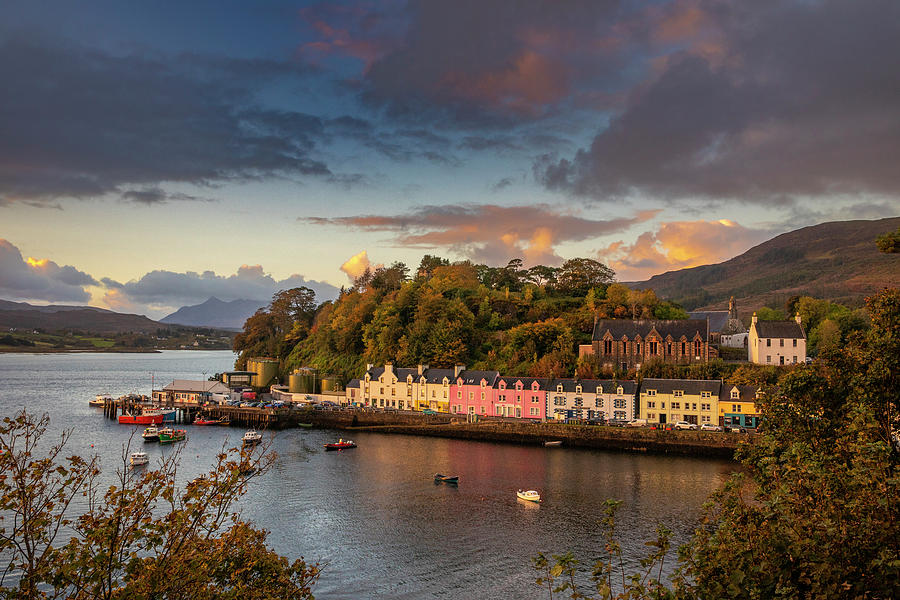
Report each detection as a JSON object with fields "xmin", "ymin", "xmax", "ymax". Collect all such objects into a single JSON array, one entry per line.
[
  {"xmin": 876, "ymin": 226, "xmax": 900, "ymax": 253},
  {"xmin": 525, "ymin": 265, "xmax": 559, "ymax": 288},
  {"xmin": 416, "ymin": 255, "xmax": 449, "ymax": 279},
  {"xmin": 0, "ymin": 413, "xmax": 319, "ymax": 599},
  {"xmin": 557, "ymin": 258, "xmax": 615, "ymax": 296}
]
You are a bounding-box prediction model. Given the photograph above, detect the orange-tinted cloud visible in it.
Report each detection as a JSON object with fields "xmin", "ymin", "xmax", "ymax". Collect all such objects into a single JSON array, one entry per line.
[
  {"xmin": 0, "ymin": 238, "xmax": 98, "ymax": 302},
  {"xmin": 308, "ymin": 205, "xmax": 659, "ymax": 267},
  {"xmin": 598, "ymin": 219, "xmax": 771, "ymax": 281},
  {"xmin": 340, "ymin": 250, "xmax": 375, "ymax": 281}
]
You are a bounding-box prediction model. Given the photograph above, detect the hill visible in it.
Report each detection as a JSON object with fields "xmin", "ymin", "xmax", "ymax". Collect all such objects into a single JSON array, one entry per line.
[
  {"xmin": 160, "ymin": 297, "xmax": 266, "ymax": 330},
  {"xmin": 0, "ymin": 300, "xmax": 162, "ymax": 333},
  {"xmin": 631, "ymin": 217, "xmax": 900, "ymax": 312}
]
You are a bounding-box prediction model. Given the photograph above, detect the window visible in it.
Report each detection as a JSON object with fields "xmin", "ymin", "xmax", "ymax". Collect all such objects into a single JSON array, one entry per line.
[
  {"xmin": 766, "ymin": 339, "xmax": 771, "ymax": 347},
  {"xmin": 701, "ymin": 403, "xmax": 710, "ymax": 411},
  {"xmin": 692, "ymin": 403, "xmax": 697, "ymax": 410},
  {"xmin": 516, "ymin": 394, "xmax": 521, "ymax": 402},
  {"xmin": 557, "ymin": 384, "xmax": 564, "ymax": 392},
  {"xmin": 701, "ymin": 391, "xmax": 711, "ymax": 399},
  {"xmin": 530, "ymin": 407, "xmax": 538, "ymax": 416},
  {"xmin": 767, "ymin": 355, "xmax": 772, "ymax": 363},
  {"xmin": 667, "ymin": 343, "xmax": 672, "ymax": 355},
  {"xmin": 574, "ymin": 397, "xmax": 583, "ymax": 407},
  {"xmin": 617, "ymin": 386, "xmax": 623, "ymax": 395},
  {"xmin": 380, "ymin": 387, "xmax": 384, "ymax": 394},
  {"xmin": 793, "ymin": 339, "xmax": 798, "ymax": 347},
  {"xmin": 457, "ymin": 390, "xmax": 462, "ymax": 399},
  {"xmin": 554, "ymin": 396, "xmax": 565, "ymax": 406},
  {"xmin": 575, "ymin": 385, "xmax": 582, "ymax": 394},
  {"xmin": 614, "ymin": 399, "xmax": 626, "ymax": 409},
  {"xmin": 647, "ymin": 412, "xmax": 656, "ymax": 420},
  {"xmin": 673, "ymin": 390, "xmax": 683, "ymax": 397},
  {"xmin": 780, "ymin": 338, "xmax": 784, "ymax": 347},
  {"xmin": 481, "ymin": 392, "xmax": 485, "ymax": 400},
  {"xmin": 647, "ymin": 401, "xmax": 656, "ymax": 409},
  {"xmin": 443, "ymin": 391, "xmax": 447, "ymax": 398},
  {"xmin": 694, "ymin": 340, "xmax": 702, "ymax": 356},
  {"xmin": 673, "ymin": 402, "xmax": 681, "ymax": 409},
  {"xmin": 614, "ymin": 411, "xmax": 626, "ymax": 420},
  {"xmin": 661, "ymin": 402, "xmax": 666, "ymax": 409},
  {"xmin": 731, "ymin": 390, "xmax": 739, "ymax": 399},
  {"xmin": 646, "ymin": 389, "xmax": 657, "ymax": 397},
  {"xmin": 380, "ymin": 377, "xmax": 384, "ymax": 383},
  {"xmin": 595, "ymin": 399, "xmax": 602, "ymax": 408},
  {"xmin": 468, "ymin": 406, "xmax": 475, "ymax": 415},
  {"xmin": 481, "ymin": 406, "xmax": 486, "ymax": 414},
  {"xmin": 468, "ymin": 392, "xmax": 474, "ymax": 400},
  {"xmin": 732, "ymin": 404, "xmax": 742, "ymax": 413},
  {"xmin": 792, "ymin": 356, "xmax": 797, "ymax": 364},
  {"xmin": 681, "ymin": 341, "xmax": 686, "ymax": 355},
  {"xmin": 649, "ymin": 341, "xmax": 658, "ymax": 354},
  {"xmin": 701, "ymin": 415, "xmax": 711, "ymax": 423},
  {"xmin": 516, "ymin": 408, "xmax": 521, "ymax": 418},
  {"xmin": 496, "ymin": 407, "xmax": 503, "ymax": 415},
  {"xmin": 636, "ymin": 343, "xmax": 642, "ymax": 354}
]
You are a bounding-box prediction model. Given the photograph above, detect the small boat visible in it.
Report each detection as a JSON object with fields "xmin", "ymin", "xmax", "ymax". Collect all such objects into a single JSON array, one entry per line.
[
  {"xmin": 242, "ymin": 430, "xmax": 262, "ymax": 446},
  {"xmin": 142, "ymin": 426, "xmax": 159, "ymax": 442},
  {"xmin": 517, "ymin": 489, "xmax": 541, "ymax": 503},
  {"xmin": 324, "ymin": 438, "xmax": 356, "ymax": 451},
  {"xmin": 158, "ymin": 428, "xmax": 186, "ymax": 444},
  {"xmin": 118, "ymin": 410, "xmax": 165, "ymax": 425},
  {"xmin": 129, "ymin": 451, "xmax": 149, "ymax": 467},
  {"xmin": 434, "ymin": 473, "xmax": 459, "ymax": 484},
  {"xmin": 216, "ymin": 416, "xmax": 230, "ymax": 426},
  {"xmin": 90, "ymin": 394, "xmax": 113, "ymax": 407},
  {"xmin": 544, "ymin": 440, "xmax": 563, "ymax": 447},
  {"xmin": 193, "ymin": 416, "xmax": 220, "ymax": 425},
  {"xmin": 298, "ymin": 422, "xmax": 313, "ymax": 428}
]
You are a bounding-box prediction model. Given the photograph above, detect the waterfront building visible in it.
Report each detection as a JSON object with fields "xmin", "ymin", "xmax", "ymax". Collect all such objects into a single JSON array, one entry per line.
[
  {"xmin": 719, "ymin": 384, "xmax": 763, "ymax": 429},
  {"xmin": 748, "ymin": 313, "xmax": 807, "ymax": 365},
  {"xmin": 153, "ymin": 380, "xmax": 231, "ymax": 405},
  {"xmin": 548, "ymin": 379, "xmax": 637, "ymax": 422},
  {"xmin": 639, "ymin": 378, "xmax": 721, "ymax": 426},
  {"xmin": 362, "ymin": 364, "xmax": 419, "ymax": 410},
  {"xmin": 345, "ymin": 379, "xmax": 361, "ymax": 405},
  {"xmin": 450, "ymin": 369, "xmax": 500, "ymax": 417},
  {"xmin": 580, "ymin": 318, "xmax": 713, "ymax": 371},
  {"xmin": 494, "ymin": 377, "xmax": 549, "ymax": 420}
]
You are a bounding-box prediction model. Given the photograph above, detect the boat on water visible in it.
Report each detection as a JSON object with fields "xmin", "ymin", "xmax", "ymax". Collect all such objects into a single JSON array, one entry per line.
[
  {"xmin": 158, "ymin": 428, "xmax": 186, "ymax": 444},
  {"xmin": 119, "ymin": 410, "xmax": 165, "ymax": 425},
  {"xmin": 434, "ymin": 473, "xmax": 459, "ymax": 484},
  {"xmin": 89, "ymin": 394, "xmax": 113, "ymax": 407},
  {"xmin": 142, "ymin": 426, "xmax": 160, "ymax": 442},
  {"xmin": 215, "ymin": 416, "xmax": 230, "ymax": 426},
  {"xmin": 242, "ymin": 430, "xmax": 262, "ymax": 446},
  {"xmin": 544, "ymin": 440, "xmax": 563, "ymax": 447},
  {"xmin": 193, "ymin": 415, "xmax": 220, "ymax": 425},
  {"xmin": 298, "ymin": 422, "xmax": 313, "ymax": 428},
  {"xmin": 517, "ymin": 489, "xmax": 541, "ymax": 503},
  {"xmin": 129, "ymin": 451, "xmax": 149, "ymax": 467},
  {"xmin": 324, "ymin": 439, "xmax": 356, "ymax": 451}
]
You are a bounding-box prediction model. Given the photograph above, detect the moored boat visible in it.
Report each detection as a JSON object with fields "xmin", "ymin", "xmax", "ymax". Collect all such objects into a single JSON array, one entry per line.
[
  {"xmin": 434, "ymin": 473, "xmax": 459, "ymax": 484},
  {"xmin": 298, "ymin": 422, "xmax": 313, "ymax": 428},
  {"xmin": 130, "ymin": 451, "xmax": 149, "ymax": 467},
  {"xmin": 544, "ymin": 440, "xmax": 563, "ymax": 447},
  {"xmin": 158, "ymin": 428, "xmax": 186, "ymax": 444},
  {"xmin": 118, "ymin": 410, "xmax": 165, "ymax": 425},
  {"xmin": 324, "ymin": 439, "xmax": 356, "ymax": 451},
  {"xmin": 517, "ymin": 489, "xmax": 541, "ymax": 503},
  {"xmin": 89, "ymin": 394, "xmax": 113, "ymax": 407},
  {"xmin": 216, "ymin": 416, "xmax": 230, "ymax": 426},
  {"xmin": 142, "ymin": 426, "xmax": 159, "ymax": 442},
  {"xmin": 193, "ymin": 415, "xmax": 219, "ymax": 425},
  {"xmin": 242, "ymin": 430, "xmax": 262, "ymax": 446}
]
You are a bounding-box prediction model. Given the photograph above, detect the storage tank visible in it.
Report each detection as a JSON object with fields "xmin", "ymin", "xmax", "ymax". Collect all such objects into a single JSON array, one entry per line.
[
  {"xmin": 254, "ymin": 358, "xmax": 279, "ymax": 388},
  {"xmin": 320, "ymin": 376, "xmax": 343, "ymax": 393},
  {"xmin": 289, "ymin": 370, "xmax": 317, "ymax": 394},
  {"xmin": 245, "ymin": 359, "xmax": 258, "ymax": 386}
]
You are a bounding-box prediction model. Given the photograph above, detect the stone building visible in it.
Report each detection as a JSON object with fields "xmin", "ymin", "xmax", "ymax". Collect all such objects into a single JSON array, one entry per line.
[{"xmin": 580, "ymin": 318, "xmax": 713, "ymax": 371}]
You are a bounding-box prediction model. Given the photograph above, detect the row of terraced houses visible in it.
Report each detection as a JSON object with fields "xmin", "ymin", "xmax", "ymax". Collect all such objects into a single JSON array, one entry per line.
[{"xmin": 344, "ymin": 364, "xmax": 765, "ymax": 429}]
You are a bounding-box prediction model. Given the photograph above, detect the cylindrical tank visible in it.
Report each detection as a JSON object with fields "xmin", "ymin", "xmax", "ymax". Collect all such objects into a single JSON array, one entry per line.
[
  {"xmin": 289, "ymin": 371, "xmax": 316, "ymax": 394},
  {"xmin": 254, "ymin": 358, "xmax": 279, "ymax": 388},
  {"xmin": 320, "ymin": 376, "xmax": 343, "ymax": 393}
]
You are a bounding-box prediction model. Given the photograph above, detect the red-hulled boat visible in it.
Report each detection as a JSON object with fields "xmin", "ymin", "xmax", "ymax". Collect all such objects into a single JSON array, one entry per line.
[
  {"xmin": 324, "ymin": 439, "xmax": 356, "ymax": 451},
  {"xmin": 193, "ymin": 416, "xmax": 219, "ymax": 425},
  {"xmin": 118, "ymin": 410, "xmax": 165, "ymax": 425}
]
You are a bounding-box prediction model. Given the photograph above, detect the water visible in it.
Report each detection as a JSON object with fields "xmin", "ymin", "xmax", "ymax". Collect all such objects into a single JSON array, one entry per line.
[{"xmin": 0, "ymin": 351, "xmax": 735, "ymax": 598}]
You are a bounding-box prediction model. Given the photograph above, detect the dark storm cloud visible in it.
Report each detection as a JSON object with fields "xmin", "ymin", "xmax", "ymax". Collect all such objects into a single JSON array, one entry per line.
[
  {"xmin": 535, "ymin": 0, "xmax": 900, "ymax": 203},
  {"xmin": 0, "ymin": 35, "xmax": 333, "ymax": 205},
  {"xmin": 121, "ymin": 188, "xmax": 214, "ymax": 205},
  {"xmin": 0, "ymin": 239, "xmax": 98, "ymax": 302}
]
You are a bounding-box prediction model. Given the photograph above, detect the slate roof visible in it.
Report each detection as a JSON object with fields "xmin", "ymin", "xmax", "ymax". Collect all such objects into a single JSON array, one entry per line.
[
  {"xmin": 721, "ymin": 384, "xmax": 762, "ymax": 402},
  {"xmin": 496, "ymin": 376, "xmax": 550, "ymax": 390},
  {"xmin": 592, "ymin": 319, "xmax": 709, "ymax": 341},
  {"xmin": 754, "ymin": 320, "xmax": 806, "ymax": 339},
  {"xmin": 640, "ymin": 378, "xmax": 722, "ymax": 395},
  {"xmin": 422, "ymin": 368, "xmax": 454, "ymax": 384},
  {"xmin": 163, "ymin": 380, "xmax": 230, "ymax": 394},
  {"xmin": 687, "ymin": 311, "xmax": 730, "ymax": 333},
  {"xmin": 550, "ymin": 379, "xmax": 637, "ymax": 395},
  {"xmin": 456, "ymin": 370, "xmax": 500, "ymax": 386},
  {"xmin": 345, "ymin": 379, "xmax": 360, "ymax": 390}
]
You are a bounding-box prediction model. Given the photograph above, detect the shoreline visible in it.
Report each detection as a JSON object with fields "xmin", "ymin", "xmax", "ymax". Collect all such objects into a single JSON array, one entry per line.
[{"xmin": 0, "ymin": 347, "xmax": 232, "ymax": 354}]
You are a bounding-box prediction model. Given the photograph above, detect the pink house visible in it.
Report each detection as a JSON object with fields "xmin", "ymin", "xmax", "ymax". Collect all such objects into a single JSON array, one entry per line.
[
  {"xmin": 450, "ymin": 370, "xmax": 499, "ymax": 417},
  {"xmin": 494, "ymin": 377, "xmax": 548, "ymax": 420}
]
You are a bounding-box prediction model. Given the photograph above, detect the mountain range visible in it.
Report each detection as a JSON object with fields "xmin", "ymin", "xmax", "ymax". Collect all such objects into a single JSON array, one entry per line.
[
  {"xmin": 631, "ymin": 217, "xmax": 900, "ymax": 313},
  {"xmin": 0, "ymin": 300, "xmax": 162, "ymax": 333},
  {"xmin": 159, "ymin": 297, "xmax": 266, "ymax": 330}
]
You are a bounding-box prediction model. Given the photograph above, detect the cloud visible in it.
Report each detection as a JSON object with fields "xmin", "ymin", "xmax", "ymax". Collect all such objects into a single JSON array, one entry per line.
[
  {"xmin": 100, "ymin": 265, "xmax": 340, "ymax": 314},
  {"xmin": 599, "ymin": 219, "xmax": 772, "ymax": 281},
  {"xmin": 120, "ymin": 188, "xmax": 214, "ymax": 205},
  {"xmin": 535, "ymin": 0, "xmax": 900, "ymax": 204},
  {"xmin": 0, "ymin": 35, "xmax": 337, "ymax": 205},
  {"xmin": 307, "ymin": 204, "xmax": 659, "ymax": 266},
  {"xmin": 490, "ymin": 177, "xmax": 514, "ymax": 193},
  {"xmin": 0, "ymin": 238, "xmax": 98, "ymax": 302},
  {"xmin": 340, "ymin": 250, "xmax": 376, "ymax": 281}
]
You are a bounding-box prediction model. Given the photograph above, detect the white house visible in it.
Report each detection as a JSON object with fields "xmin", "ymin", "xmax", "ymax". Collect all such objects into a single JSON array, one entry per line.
[
  {"xmin": 548, "ymin": 379, "xmax": 637, "ymax": 423},
  {"xmin": 748, "ymin": 313, "xmax": 807, "ymax": 365}
]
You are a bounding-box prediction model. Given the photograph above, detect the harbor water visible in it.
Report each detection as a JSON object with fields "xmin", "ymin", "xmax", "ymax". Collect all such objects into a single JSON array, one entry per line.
[{"xmin": 0, "ymin": 351, "xmax": 735, "ymax": 599}]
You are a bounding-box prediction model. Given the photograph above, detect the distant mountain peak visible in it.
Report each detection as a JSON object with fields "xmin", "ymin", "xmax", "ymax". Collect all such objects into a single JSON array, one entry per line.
[{"xmin": 160, "ymin": 298, "xmax": 267, "ymax": 330}]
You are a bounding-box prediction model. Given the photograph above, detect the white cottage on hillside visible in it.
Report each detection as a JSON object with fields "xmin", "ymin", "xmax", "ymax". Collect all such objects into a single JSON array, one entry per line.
[{"xmin": 748, "ymin": 313, "xmax": 807, "ymax": 365}]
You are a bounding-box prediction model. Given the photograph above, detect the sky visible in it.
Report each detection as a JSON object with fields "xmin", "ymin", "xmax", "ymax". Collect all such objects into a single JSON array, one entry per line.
[{"xmin": 1, "ymin": 0, "xmax": 898, "ymax": 319}]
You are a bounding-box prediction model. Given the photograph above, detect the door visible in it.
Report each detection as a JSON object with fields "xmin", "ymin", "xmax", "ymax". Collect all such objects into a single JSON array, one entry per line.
[{"xmin": 659, "ymin": 413, "xmax": 667, "ymax": 424}]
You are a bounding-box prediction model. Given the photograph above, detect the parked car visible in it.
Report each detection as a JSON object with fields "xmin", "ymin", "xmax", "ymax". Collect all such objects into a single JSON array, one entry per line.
[
  {"xmin": 674, "ymin": 421, "xmax": 698, "ymax": 430},
  {"xmin": 607, "ymin": 419, "xmax": 629, "ymax": 427},
  {"xmin": 700, "ymin": 423, "xmax": 723, "ymax": 432},
  {"xmin": 624, "ymin": 419, "xmax": 648, "ymax": 428},
  {"xmin": 422, "ymin": 409, "xmax": 437, "ymax": 415},
  {"xmin": 726, "ymin": 425, "xmax": 747, "ymax": 433}
]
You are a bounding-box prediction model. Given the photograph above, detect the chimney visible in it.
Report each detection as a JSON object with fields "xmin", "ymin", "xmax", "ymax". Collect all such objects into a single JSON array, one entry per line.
[
  {"xmin": 454, "ymin": 364, "xmax": 466, "ymax": 378},
  {"xmin": 418, "ymin": 364, "xmax": 429, "ymax": 376},
  {"xmin": 384, "ymin": 363, "xmax": 394, "ymax": 375},
  {"xmin": 366, "ymin": 363, "xmax": 373, "ymax": 372},
  {"xmin": 795, "ymin": 312, "xmax": 802, "ymax": 325}
]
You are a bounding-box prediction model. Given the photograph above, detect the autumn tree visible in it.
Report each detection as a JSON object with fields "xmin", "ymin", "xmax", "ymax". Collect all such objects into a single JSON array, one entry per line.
[
  {"xmin": 876, "ymin": 226, "xmax": 900, "ymax": 253},
  {"xmin": 556, "ymin": 258, "xmax": 615, "ymax": 296}
]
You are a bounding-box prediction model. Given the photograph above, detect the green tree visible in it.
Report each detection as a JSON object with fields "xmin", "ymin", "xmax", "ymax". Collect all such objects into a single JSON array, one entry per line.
[
  {"xmin": 876, "ymin": 226, "xmax": 900, "ymax": 253},
  {"xmin": 557, "ymin": 258, "xmax": 615, "ymax": 296},
  {"xmin": 0, "ymin": 413, "xmax": 319, "ymax": 599}
]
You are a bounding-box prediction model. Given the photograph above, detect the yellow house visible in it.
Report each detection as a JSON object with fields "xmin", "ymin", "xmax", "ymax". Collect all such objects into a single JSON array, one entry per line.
[
  {"xmin": 417, "ymin": 366, "xmax": 457, "ymax": 413},
  {"xmin": 719, "ymin": 385, "xmax": 762, "ymax": 429},
  {"xmin": 639, "ymin": 378, "xmax": 721, "ymax": 426}
]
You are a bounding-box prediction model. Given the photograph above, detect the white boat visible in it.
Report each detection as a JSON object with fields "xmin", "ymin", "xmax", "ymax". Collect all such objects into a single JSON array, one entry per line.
[
  {"xmin": 90, "ymin": 394, "xmax": 113, "ymax": 407},
  {"xmin": 242, "ymin": 430, "xmax": 262, "ymax": 445},
  {"xmin": 129, "ymin": 451, "xmax": 149, "ymax": 467},
  {"xmin": 517, "ymin": 489, "xmax": 541, "ymax": 503}
]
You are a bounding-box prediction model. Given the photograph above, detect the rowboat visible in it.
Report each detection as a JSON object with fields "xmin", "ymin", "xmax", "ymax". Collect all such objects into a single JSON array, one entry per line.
[
  {"xmin": 324, "ymin": 439, "xmax": 356, "ymax": 451},
  {"xmin": 434, "ymin": 473, "xmax": 459, "ymax": 484},
  {"xmin": 298, "ymin": 423, "xmax": 313, "ymax": 428},
  {"xmin": 242, "ymin": 430, "xmax": 262, "ymax": 446},
  {"xmin": 517, "ymin": 489, "xmax": 541, "ymax": 503},
  {"xmin": 142, "ymin": 426, "xmax": 159, "ymax": 442},
  {"xmin": 544, "ymin": 440, "xmax": 563, "ymax": 447},
  {"xmin": 158, "ymin": 428, "xmax": 186, "ymax": 444},
  {"xmin": 129, "ymin": 451, "xmax": 149, "ymax": 467}
]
